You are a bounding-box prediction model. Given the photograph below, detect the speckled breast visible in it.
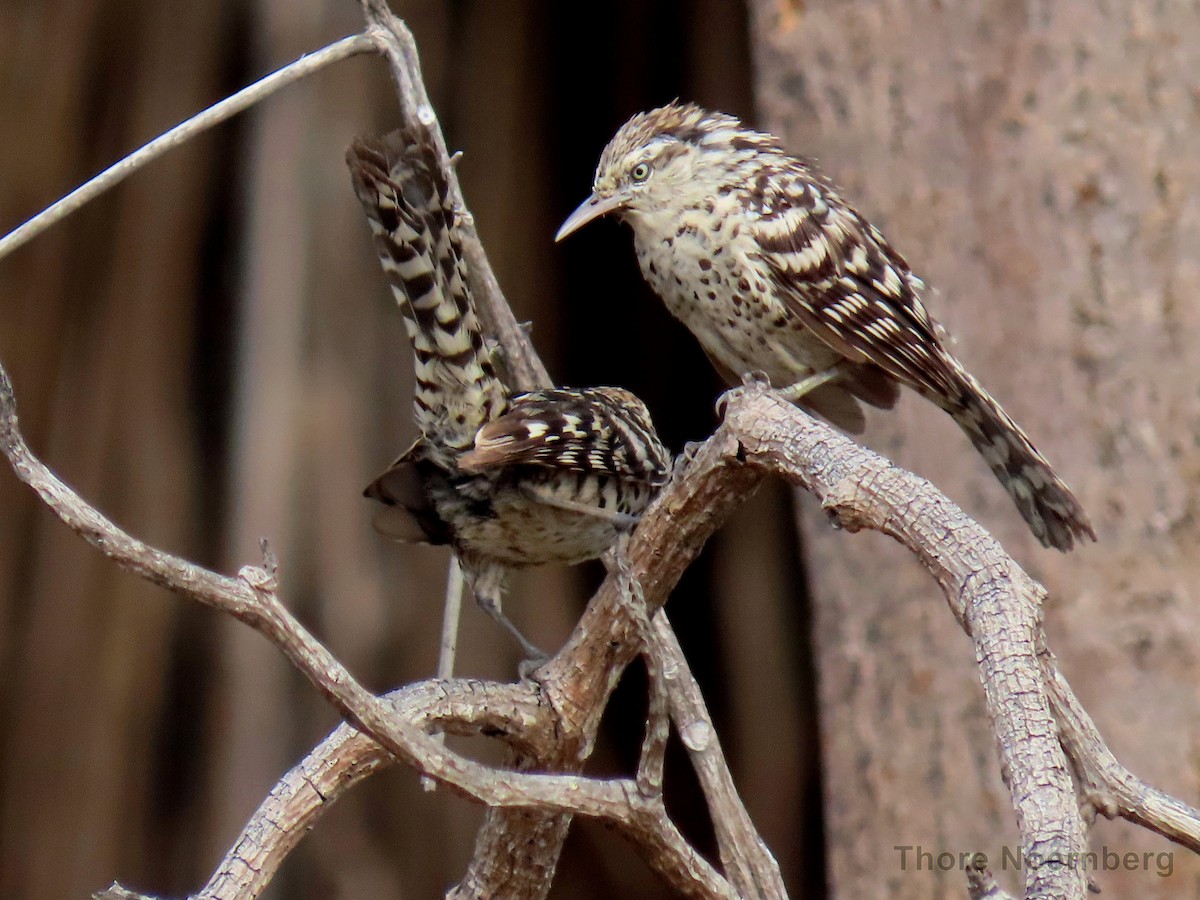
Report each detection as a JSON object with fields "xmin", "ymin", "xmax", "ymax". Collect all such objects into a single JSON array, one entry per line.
[{"xmin": 634, "ymin": 208, "xmax": 840, "ymax": 386}]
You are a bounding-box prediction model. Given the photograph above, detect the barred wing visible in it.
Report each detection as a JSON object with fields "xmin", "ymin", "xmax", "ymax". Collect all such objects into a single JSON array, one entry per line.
[
  {"xmin": 459, "ymin": 387, "xmax": 671, "ymax": 486},
  {"xmin": 749, "ymin": 159, "xmax": 1094, "ymax": 550},
  {"xmin": 749, "ymin": 159, "xmax": 962, "ymax": 400}
]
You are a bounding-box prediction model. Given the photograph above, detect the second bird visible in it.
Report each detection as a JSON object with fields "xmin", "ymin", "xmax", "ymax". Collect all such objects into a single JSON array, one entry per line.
[
  {"xmin": 558, "ymin": 102, "xmax": 1093, "ymax": 552},
  {"xmin": 350, "ymin": 127, "xmax": 670, "ymax": 660}
]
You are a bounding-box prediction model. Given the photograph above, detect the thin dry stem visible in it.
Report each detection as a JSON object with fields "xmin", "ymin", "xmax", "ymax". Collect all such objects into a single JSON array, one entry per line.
[
  {"xmin": 650, "ymin": 613, "xmax": 786, "ymax": 896},
  {"xmin": 0, "ymin": 2, "xmax": 758, "ymax": 894},
  {"xmin": 0, "ymin": 33, "xmax": 375, "ymax": 263},
  {"xmin": 422, "ymin": 556, "xmax": 466, "ymax": 792}
]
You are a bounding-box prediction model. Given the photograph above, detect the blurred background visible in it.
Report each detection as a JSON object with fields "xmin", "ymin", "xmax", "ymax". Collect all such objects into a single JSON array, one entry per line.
[{"xmin": 2, "ymin": 1, "xmax": 1199, "ymax": 898}]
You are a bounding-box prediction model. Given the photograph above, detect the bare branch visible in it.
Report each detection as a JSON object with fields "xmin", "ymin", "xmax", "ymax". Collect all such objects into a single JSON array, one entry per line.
[
  {"xmin": 0, "ymin": 33, "xmax": 375, "ymax": 264},
  {"xmin": 195, "ymin": 679, "xmax": 550, "ymax": 900},
  {"xmin": 189, "ymin": 449, "xmax": 774, "ymax": 900},
  {"xmin": 10, "ymin": 358, "xmax": 1199, "ymax": 898},
  {"xmin": 189, "ymin": 380, "xmax": 1200, "ymax": 900},
  {"xmin": 437, "ymin": 558, "xmax": 465, "ymax": 682},
  {"xmin": 718, "ymin": 385, "xmax": 1200, "ymax": 895},
  {"xmin": 1042, "ymin": 642, "xmax": 1200, "ymax": 853},
  {"xmin": 4, "ymin": 3, "xmax": 1195, "ymax": 896},
  {"xmin": 0, "ymin": 4, "xmax": 760, "ymax": 889},
  {"xmin": 0, "ymin": 361, "xmax": 733, "ymax": 900},
  {"xmin": 422, "ymin": 557, "xmax": 466, "ymax": 792},
  {"xmin": 94, "ymin": 886, "xmax": 157, "ymax": 900},
  {"xmin": 637, "ymin": 636, "xmax": 671, "ymax": 799},
  {"xmin": 610, "ymin": 549, "xmax": 669, "ymax": 798},
  {"xmin": 721, "ymin": 386, "xmax": 1089, "ymax": 898},
  {"xmin": 650, "ymin": 613, "xmax": 786, "ymax": 898}
]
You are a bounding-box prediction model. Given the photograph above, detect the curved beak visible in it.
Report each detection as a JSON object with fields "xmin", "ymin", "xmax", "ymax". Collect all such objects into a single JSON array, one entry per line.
[{"xmin": 555, "ymin": 193, "xmax": 626, "ymax": 242}]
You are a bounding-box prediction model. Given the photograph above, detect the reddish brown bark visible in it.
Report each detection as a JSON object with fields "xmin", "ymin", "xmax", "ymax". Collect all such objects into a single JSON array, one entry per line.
[{"xmin": 748, "ymin": 1, "xmax": 1200, "ymax": 896}]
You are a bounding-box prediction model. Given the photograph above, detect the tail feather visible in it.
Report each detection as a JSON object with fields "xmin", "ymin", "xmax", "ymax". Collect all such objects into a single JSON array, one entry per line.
[
  {"xmin": 347, "ymin": 129, "xmax": 508, "ymax": 455},
  {"xmin": 946, "ymin": 369, "xmax": 1094, "ymax": 552},
  {"xmin": 362, "ymin": 441, "xmax": 454, "ymax": 545}
]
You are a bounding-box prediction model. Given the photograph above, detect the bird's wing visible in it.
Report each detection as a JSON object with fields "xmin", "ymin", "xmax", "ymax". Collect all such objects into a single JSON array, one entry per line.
[
  {"xmin": 748, "ymin": 158, "xmax": 962, "ymax": 400},
  {"xmin": 458, "ymin": 387, "xmax": 671, "ymax": 486}
]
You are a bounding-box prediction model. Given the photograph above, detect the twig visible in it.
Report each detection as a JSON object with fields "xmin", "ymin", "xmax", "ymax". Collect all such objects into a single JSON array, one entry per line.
[
  {"xmin": 722, "ymin": 387, "xmax": 1089, "ymax": 898},
  {"xmin": 718, "ymin": 385, "xmax": 1200, "ymax": 897},
  {"xmin": 1042, "ymin": 640, "xmax": 1200, "ymax": 853},
  {"xmin": 0, "ymin": 33, "xmax": 376, "ymax": 264},
  {"xmin": 422, "ymin": 557, "xmax": 466, "ymax": 792},
  {"xmin": 10, "ymin": 362, "xmax": 1200, "ymax": 898},
  {"xmin": 650, "ymin": 614, "xmax": 786, "ymax": 898},
  {"xmin": 637, "ymin": 638, "xmax": 671, "ymax": 799},
  {"xmin": 193, "ymin": 679, "xmax": 550, "ymax": 900},
  {"xmin": 438, "ymin": 557, "xmax": 465, "ymax": 682},
  {"xmin": 611, "ymin": 546, "xmax": 669, "ymax": 798},
  {"xmin": 611, "ymin": 538, "xmax": 786, "ymax": 898}
]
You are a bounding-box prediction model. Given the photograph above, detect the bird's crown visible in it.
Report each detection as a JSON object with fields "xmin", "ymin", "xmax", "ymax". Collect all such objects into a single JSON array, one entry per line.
[{"xmin": 596, "ymin": 102, "xmax": 780, "ymax": 182}]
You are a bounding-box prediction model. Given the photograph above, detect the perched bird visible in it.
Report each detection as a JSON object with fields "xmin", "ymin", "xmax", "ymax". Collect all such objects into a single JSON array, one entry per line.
[
  {"xmin": 557, "ymin": 103, "xmax": 1093, "ymax": 551},
  {"xmin": 348, "ymin": 128, "xmax": 670, "ymax": 659}
]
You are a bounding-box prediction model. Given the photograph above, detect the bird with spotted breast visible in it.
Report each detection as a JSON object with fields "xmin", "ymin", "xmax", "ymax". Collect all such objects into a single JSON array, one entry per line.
[
  {"xmin": 348, "ymin": 126, "xmax": 671, "ymax": 660},
  {"xmin": 557, "ymin": 102, "xmax": 1094, "ymax": 552}
]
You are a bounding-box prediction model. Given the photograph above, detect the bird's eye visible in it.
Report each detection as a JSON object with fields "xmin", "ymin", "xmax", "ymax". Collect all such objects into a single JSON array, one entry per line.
[{"xmin": 630, "ymin": 162, "xmax": 650, "ymax": 183}]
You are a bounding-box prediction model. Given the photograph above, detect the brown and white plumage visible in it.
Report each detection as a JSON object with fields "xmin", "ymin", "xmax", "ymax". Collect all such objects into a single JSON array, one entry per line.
[
  {"xmin": 461, "ymin": 387, "xmax": 665, "ymax": 479},
  {"xmin": 558, "ymin": 102, "xmax": 1094, "ymax": 552},
  {"xmin": 348, "ymin": 131, "xmax": 507, "ymax": 465},
  {"xmin": 348, "ymin": 128, "xmax": 671, "ymax": 657}
]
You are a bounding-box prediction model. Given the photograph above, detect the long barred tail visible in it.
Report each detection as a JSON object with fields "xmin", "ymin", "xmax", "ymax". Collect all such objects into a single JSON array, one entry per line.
[
  {"xmin": 347, "ymin": 129, "xmax": 508, "ymax": 457},
  {"xmin": 945, "ymin": 368, "xmax": 1094, "ymax": 552}
]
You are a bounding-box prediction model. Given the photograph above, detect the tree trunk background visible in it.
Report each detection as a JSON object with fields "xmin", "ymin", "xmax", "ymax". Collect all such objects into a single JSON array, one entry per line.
[
  {"xmin": 749, "ymin": 1, "xmax": 1200, "ymax": 897},
  {"xmin": 0, "ymin": 2, "xmax": 826, "ymax": 898}
]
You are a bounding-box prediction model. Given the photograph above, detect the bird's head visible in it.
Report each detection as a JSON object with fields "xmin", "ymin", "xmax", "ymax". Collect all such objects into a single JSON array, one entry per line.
[{"xmin": 555, "ymin": 102, "xmax": 777, "ymax": 242}]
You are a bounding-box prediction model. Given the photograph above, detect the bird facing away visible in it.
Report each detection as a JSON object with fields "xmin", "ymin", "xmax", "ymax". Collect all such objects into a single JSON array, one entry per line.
[
  {"xmin": 557, "ymin": 102, "xmax": 1094, "ymax": 552},
  {"xmin": 348, "ymin": 127, "xmax": 671, "ymax": 659}
]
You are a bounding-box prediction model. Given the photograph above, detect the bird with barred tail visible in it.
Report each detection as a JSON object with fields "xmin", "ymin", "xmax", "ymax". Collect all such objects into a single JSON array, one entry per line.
[
  {"xmin": 557, "ymin": 102, "xmax": 1094, "ymax": 552},
  {"xmin": 348, "ymin": 127, "xmax": 670, "ymax": 660}
]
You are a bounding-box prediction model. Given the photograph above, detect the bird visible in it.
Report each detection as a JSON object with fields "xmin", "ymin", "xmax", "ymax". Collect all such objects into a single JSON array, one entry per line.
[
  {"xmin": 348, "ymin": 126, "xmax": 671, "ymax": 659},
  {"xmin": 557, "ymin": 102, "xmax": 1094, "ymax": 552}
]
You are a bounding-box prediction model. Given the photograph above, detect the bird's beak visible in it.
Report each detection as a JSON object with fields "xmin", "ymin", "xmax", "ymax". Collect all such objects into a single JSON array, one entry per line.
[{"xmin": 555, "ymin": 193, "xmax": 626, "ymax": 242}]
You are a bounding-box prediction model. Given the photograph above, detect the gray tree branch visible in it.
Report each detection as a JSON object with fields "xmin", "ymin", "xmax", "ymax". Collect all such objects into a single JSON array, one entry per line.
[
  {"xmin": 720, "ymin": 386, "xmax": 1200, "ymax": 898},
  {"xmin": 8, "ymin": 365, "xmax": 1199, "ymax": 900},
  {"xmin": 0, "ymin": 363, "xmax": 734, "ymax": 900},
  {"xmin": 354, "ymin": 5, "xmax": 778, "ymax": 896}
]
